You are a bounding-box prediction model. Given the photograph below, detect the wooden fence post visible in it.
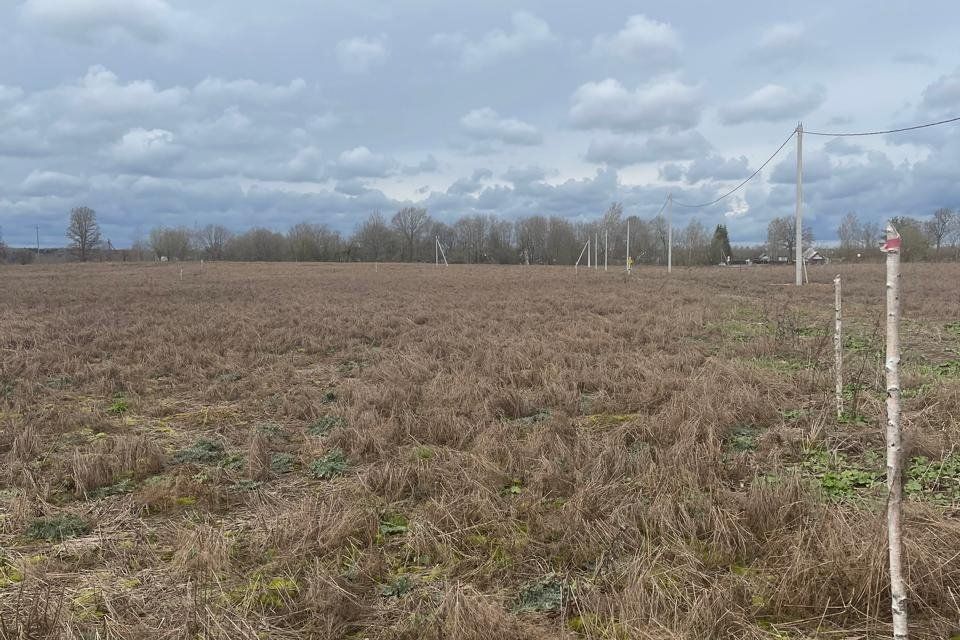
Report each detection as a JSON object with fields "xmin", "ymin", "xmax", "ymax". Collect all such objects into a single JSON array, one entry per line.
[
  {"xmin": 834, "ymin": 274, "xmax": 843, "ymax": 419},
  {"xmin": 883, "ymin": 222, "xmax": 908, "ymax": 639}
]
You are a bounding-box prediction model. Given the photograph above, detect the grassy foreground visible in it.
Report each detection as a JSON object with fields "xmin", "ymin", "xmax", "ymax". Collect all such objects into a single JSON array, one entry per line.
[{"xmin": 1, "ymin": 261, "xmax": 959, "ymax": 639}]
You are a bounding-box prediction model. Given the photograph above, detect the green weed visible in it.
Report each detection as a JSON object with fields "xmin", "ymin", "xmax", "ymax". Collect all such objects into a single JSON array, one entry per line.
[
  {"xmin": 90, "ymin": 478, "xmax": 135, "ymax": 499},
  {"xmin": 270, "ymin": 453, "xmax": 294, "ymax": 474},
  {"xmin": 905, "ymin": 454, "xmax": 960, "ymax": 504},
  {"xmin": 308, "ymin": 415, "xmax": 345, "ymax": 436},
  {"xmin": 378, "ymin": 513, "xmax": 408, "ymax": 536},
  {"xmin": 26, "ymin": 515, "xmax": 90, "ymax": 541},
  {"xmin": 173, "ymin": 439, "xmax": 225, "ymax": 464},
  {"xmin": 108, "ymin": 394, "xmax": 129, "ymax": 415},
  {"xmin": 310, "ymin": 449, "xmax": 347, "ymax": 479},
  {"xmin": 728, "ymin": 425, "xmax": 761, "ymax": 452},
  {"xmin": 779, "ymin": 408, "xmax": 806, "ymax": 421},
  {"xmin": 379, "ymin": 576, "xmax": 412, "ymax": 598},
  {"xmin": 801, "ymin": 449, "xmax": 879, "ymax": 501},
  {"xmin": 515, "ymin": 573, "xmax": 571, "ymax": 613}
]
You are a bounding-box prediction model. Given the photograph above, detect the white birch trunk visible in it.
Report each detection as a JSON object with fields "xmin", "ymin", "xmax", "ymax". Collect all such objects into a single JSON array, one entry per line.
[
  {"xmin": 834, "ymin": 274, "xmax": 843, "ymax": 419},
  {"xmin": 884, "ymin": 222, "xmax": 908, "ymax": 639}
]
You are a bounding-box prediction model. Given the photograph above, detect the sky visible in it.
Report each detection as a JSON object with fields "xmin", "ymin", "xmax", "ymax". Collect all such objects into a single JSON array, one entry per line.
[{"xmin": 1, "ymin": 0, "xmax": 959, "ymax": 248}]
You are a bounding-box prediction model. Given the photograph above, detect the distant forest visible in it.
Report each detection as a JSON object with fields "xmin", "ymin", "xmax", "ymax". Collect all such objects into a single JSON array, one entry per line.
[{"xmin": 2, "ymin": 205, "xmax": 959, "ymax": 265}]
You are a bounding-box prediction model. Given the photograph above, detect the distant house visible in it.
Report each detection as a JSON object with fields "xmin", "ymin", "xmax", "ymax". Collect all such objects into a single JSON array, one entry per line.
[{"xmin": 803, "ymin": 248, "xmax": 829, "ymax": 264}]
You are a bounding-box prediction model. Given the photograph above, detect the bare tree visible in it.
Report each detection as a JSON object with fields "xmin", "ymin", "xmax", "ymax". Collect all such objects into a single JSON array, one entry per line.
[
  {"xmin": 837, "ymin": 212, "xmax": 861, "ymax": 252},
  {"xmin": 0, "ymin": 226, "xmax": 7, "ymax": 263},
  {"xmin": 768, "ymin": 215, "xmax": 813, "ymax": 260},
  {"xmin": 651, "ymin": 214, "xmax": 669, "ymax": 263},
  {"xmin": 197, "ymin": 224, "xmax": 233, "ymax": 260},
  {"xmin": 925, "ymin": 207, "xmax": 954, "ymax": 256},
  {"xmin": 355, "ymin": 211, "xmax": 397, "ymax": 261},
  {"xmin": 149, "ymin": 226, "xmax": 193, "ymax": 261},
  {"xmin": 66, "ymin": 206, "xmax": 102, "ymax": 262},
  {"xmin": 391, "ymin": 207, "xmax": 429, "ymax": 262}
]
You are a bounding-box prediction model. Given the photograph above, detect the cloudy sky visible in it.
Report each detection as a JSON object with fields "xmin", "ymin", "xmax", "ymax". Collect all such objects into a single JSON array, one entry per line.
[{"xmin": 1, "ymin": 0, "xmax": 959, "ymax": 247}]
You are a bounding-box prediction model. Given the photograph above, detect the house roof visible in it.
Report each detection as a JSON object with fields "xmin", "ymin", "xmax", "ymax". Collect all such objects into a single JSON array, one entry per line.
[{"xmin": 802, "ymin": 248, "xmax": 822, "ymax": 259}]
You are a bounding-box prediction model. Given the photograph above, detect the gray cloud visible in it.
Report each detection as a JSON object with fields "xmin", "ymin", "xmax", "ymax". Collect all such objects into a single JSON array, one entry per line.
[
  {"xmin": 570, "ymin": 77, "xmax": 701, "ymax": 132},
  {"xmin": 824, "ymin": 138, "xmax": 863, "ymax": 156},
  {"xmin": 19, "ymin": 0, "xmax": 188, "ymax": 44},
  {"xmin": 460, "ymin": 108, "xmax": 542, "ymax": 145},
  {"xmin": 501, "ymin": 165, "xmax": 549, "ymax": 185},
  {"xmin": 752, "ymin": 22, "xmax": 806, "ymax": 60},
  {"xmin": 658, "ymin": 163, "xmax": 684, "ymax": 182},
  {"xmin": 446, "ymin": 168, "xmax": 493, "ymax": 195},
  {"xmin": 718, "ymin": 84, "xmax": 825, "ymax": 125},
  {"xmin": 590, "ymin": 14, "xmax": 680, "ymax": 68},
  {"xmin": 685, "ymin": 155, "xmax": 750, "ymax": 184},
  {"xmin": 585, "ymin": 130, "xmax": 710, "ymax": 167},
  {"xmin": 921, "ymin": 67, "xmax": 960, "ymax": 113},
  {"xmin": 331, "ymin": 146, "xmax": 397, "ymax": 179},
  {"xmin": 335, "ymin": 36, "xmax": 388, "ymax": 73},
  {"xmin": 20, "ymin": 170, "xmax": 86, "ymax": 197},
  {"xmin": 435, "ymin": 11, "xmax": 555, "ymax": 69}
]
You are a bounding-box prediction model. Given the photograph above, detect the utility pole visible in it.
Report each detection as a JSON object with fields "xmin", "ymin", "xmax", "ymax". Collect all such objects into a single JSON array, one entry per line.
[
  {"xmin": 435, "ymin": 236, "xmax": 439, "ymax": 267},
  {"xmin": 795, "ymin": 122, "xmax": 804, "ymax": 286},
  {"xmin": 667, "ymin": 194, "xmax": 673, "ymax": 274},
  {"xmin": 594, "ymin": 234, "xmax": 598, "ymax": 270},
  {"xmin": 35, "ymin": 225, "xmax": 40, "ymax": 258},
  {"xmin": 604, "ymin": 229, "xmax": 608, "ymax": 271},
  {"xmin": 626, "ymin": 219, "xmax": 630, "ymax": 271}
]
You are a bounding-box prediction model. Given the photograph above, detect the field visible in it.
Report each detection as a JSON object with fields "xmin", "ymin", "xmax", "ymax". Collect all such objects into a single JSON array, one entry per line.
[{"xmin": 1, "ymin": 261, "xmax": 960, "ymax": 639}]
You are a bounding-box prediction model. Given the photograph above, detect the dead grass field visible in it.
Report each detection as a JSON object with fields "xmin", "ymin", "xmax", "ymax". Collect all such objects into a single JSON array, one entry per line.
[{"xmin": 1, "ymin": 261, "xmax": 960, "ymax": 639}]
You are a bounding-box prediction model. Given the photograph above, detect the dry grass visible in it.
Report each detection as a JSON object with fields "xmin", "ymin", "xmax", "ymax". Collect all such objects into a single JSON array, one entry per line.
[{"xmin": 1, "ymin": 260, "xmax": 959, "ymax": 638}]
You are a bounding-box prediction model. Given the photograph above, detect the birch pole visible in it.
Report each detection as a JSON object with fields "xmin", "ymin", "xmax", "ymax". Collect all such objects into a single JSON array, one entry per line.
[
  {"xmin": 834, "ymin": 274, "xmax": 843, "ymax": 419},
  {"xmin": 575, "ymin": 240, "xmax": 588, "ymax": 274},
  {"xmin": 883, "ymin": 223, "xmax": 908, "ymax": 639}
]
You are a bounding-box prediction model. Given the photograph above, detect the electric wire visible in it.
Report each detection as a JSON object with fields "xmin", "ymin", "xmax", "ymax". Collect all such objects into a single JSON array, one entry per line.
[
  {"xmin": 805, "ymin": 115, "xmax": 960, "ymax": 137},
  {"xmin": 672, "ymin": 129, "xmax": 796, "ymax": 208}
]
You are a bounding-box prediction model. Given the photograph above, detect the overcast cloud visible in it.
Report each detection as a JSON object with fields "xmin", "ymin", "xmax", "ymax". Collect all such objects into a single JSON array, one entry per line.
[{"xmin": 1, "ymin": 1, "xmax": 959, "ymax": 247}]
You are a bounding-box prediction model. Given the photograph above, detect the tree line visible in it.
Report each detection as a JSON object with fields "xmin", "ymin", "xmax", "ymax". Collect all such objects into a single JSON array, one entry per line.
[
  {"xmin": 136, "ymin": 204, "xmax": 740, "ymax": 266},
  {"xmin": 4, "ymin": 205, "xmax": 960, "ymax": 265}
]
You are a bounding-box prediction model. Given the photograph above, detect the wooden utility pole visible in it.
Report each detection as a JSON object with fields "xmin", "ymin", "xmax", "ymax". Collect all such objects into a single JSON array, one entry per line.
[
  {"xmin": 604, "ymin": 229, "xmax": 608, "ymax": 272},
  {"xmin": 667, "ymin": 194, "xmax": 673, "ymax": 273},
  {"xmin": 626, "ymin": 219, "xmax": 630, "ymax": 272},
  {"xmin": 795, "ymin": 123, "xmax": 804, "ymax": 286},
  {"xmin": 883, "ymin": 223, "xmax": 908, "ymax": 639}
]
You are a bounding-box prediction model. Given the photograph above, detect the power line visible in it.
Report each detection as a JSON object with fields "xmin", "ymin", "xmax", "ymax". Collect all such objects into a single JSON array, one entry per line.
[
  {"xmin": 653, "ymin": 194, "xmax": 670, "ymax": 218},
  {"xmin": 806, "ymin": 114, "xmax": 960, "ymax": 137},
  {"xmin": 673, "ymin": 129, "xmax": 796, "ymax": 208}
]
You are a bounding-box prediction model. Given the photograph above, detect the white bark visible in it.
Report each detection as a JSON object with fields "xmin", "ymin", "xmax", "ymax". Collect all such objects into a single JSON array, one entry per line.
[
  {"xmin": 884, "ymin": 222, "xmax": 908, "ymax": 639},
  {"xmin": 834, "ymin": 274, "xmax": 843, "ymax": 419}
]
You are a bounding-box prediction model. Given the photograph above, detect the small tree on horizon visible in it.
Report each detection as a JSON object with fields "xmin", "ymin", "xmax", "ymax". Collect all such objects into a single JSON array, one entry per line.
[
  {"xmin": 391, "ymin": 206, "xmax": 429, "ymax": 262},
  {"xmin": 66, "ymin": 206, "xmax": 102, "ymax": 262},
  {"xmin": 708, "ymin": 224, "xmax": 732, "ymax": 264}
]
